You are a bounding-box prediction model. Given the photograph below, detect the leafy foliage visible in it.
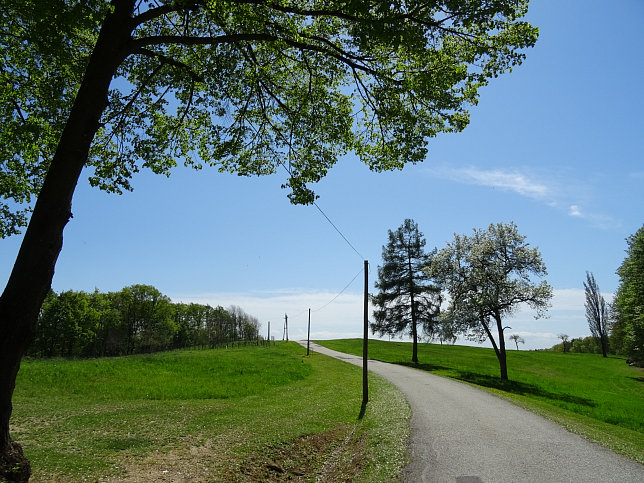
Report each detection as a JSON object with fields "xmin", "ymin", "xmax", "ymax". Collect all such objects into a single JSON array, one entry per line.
[
  {"xmin": 29, "ymin": 284, "xmax": 261, "ymax": 358},
  {"xmin": 0, "ymin": 0, "xmax": 539, "ymax": 236},
  {"xmin": 430, "ymin": 222, "xmax": 553, "ymax": 379},
  {"xmin": 431, "ymin": 223, "xmax": 552, "ymax": 338},
  {"xmin": 0, "ymin": 0, "xmax": 107, "ymax": 236},
  {"xmin": 547, "ymin": 335, "xmax": 603, "ymax": 355},
  {"xmin": 611, "ymin": 225, "xmax": 644, "ymax": 364}
]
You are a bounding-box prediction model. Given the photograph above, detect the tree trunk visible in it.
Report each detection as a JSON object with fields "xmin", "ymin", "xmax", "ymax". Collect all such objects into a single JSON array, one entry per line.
[
  {"xmin": 408, "ymin": 249, "xmax": 418, "ymax": 364},
  {"xmin": 411, "ymin": 314, "xmax": 418, "ymax": 364},
  {"xmin": 480, "ymin": 315, "xmax": 508, "ymax": 381},
  {"xmin": 600, "ymin": 333, "xmax": 608, "ymax": 358},
  {"xmin": 495, "ymin": 316, "xmax": 508, "ymax": 381},
  {"xmin": 0, "ymin": 2, "xmax": 134, "ymax": 479}
]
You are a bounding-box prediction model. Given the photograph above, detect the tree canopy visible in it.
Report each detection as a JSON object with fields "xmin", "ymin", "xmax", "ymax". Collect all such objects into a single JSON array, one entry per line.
[
  {"xmin": 1, "ymin": 0, "xmax": 539, "ymax": 236},
  {"xmin": 430, "ymin": 222, "xmax": 552, "ymax": 380},
  {"xmin": 371, "ymin": 218, "xmax": 441, "ymax": 363},
  {"xmin": 611, "ymin": 225, "xmax": 644, "ymax": 364},
  {"xmin": 31, "ymin": 285, "xmax": 261, "ymax": 358}
]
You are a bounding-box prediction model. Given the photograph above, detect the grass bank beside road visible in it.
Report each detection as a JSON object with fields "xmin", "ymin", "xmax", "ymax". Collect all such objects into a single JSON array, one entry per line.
[
  {"xmin": 317, "ymin": 339, "xmax": 644, "ymax": 464},
  {"xmin": 12, "ymin": 342, "xmax": 410, "ymax": 482}
]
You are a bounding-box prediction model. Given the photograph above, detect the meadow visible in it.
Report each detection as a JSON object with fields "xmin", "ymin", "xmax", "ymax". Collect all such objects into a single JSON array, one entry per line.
[
  {"xmin": 11, "ymin": 342, "xmax": 410, "ymax": 482},
  {"xmin": 318, "ymin": 339, "xmax": 644, "ymax": 464}
]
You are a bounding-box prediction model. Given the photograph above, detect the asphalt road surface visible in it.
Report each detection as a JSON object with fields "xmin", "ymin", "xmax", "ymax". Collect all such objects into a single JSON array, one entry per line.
[{"xmin": 301, "ymin": 341, "xmax": 644, "ymax": 483}]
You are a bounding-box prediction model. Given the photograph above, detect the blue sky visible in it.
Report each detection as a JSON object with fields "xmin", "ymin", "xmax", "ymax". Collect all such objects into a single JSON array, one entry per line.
[{"xmin": 2, "ymin": 0, "xmax": 643, "ymax": 349}]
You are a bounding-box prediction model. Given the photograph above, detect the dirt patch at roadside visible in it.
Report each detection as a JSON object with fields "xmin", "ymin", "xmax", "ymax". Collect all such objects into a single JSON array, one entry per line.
[
  {"xmin": 100, "ymin": 425, "xmax": 368, "ymax": 482},
  {"xmin": 235, "ymin": 425, "xmax": 367, "ymax": 482}
]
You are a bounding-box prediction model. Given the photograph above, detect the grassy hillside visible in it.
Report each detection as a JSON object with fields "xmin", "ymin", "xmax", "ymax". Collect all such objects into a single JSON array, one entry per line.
[
  {"xmin": 12, "ymin": 343, "xmax": 410, "ymax": 482},
  {"xmin": 317, "ymin": 339, "xmax": 644, "ymax": 464}
]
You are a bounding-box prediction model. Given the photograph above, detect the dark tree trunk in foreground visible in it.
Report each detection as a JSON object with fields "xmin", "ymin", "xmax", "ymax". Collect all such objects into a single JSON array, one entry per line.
[{"xmin": 0, "ymin": 3, "xmax": 134, "ymax": 479}]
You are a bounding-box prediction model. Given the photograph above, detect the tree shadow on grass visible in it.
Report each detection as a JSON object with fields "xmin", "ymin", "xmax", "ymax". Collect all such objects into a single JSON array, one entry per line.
[
  {"xmin": 453, "ymin": 371, "xmax": 596, "ymax": 407},
  {"xmin": 394, "ymin": 362, "xmax": 596, "ymax": 407},
  {"xmin": 398, "ymin": 361, "xmax": 452, "ymax": 372}
]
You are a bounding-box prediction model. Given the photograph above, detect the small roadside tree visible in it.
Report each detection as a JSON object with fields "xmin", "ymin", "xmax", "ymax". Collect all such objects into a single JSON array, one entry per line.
[
  {"xmin": 509, "ymin": 333, "xmax": 525, "ymax": 350},
  {"xmin": 430, "ymin": 222, "xmax": 552, "ymax": 380},
  {"xmin": 584, "ymin": 271, "xmax": 609, "ymax": 357},
  {"xmin": 371, "ymin": 219, "xmax": 441, "ymax": 364}
]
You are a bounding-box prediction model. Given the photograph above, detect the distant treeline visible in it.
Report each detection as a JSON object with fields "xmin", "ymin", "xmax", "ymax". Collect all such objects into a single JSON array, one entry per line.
[
  {"xmin": 29, "ymin": 284, "xmax": 262, "ymax": 358},
  {"xmin": 547, "ymin": 336, "xmax": 605, "ymax": 354}
]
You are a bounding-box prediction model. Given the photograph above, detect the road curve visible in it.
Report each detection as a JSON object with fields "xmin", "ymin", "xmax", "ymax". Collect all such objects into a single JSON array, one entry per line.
[{"xmin": 300, "ymin": 341, "xmax": 644, "ymax": 483}]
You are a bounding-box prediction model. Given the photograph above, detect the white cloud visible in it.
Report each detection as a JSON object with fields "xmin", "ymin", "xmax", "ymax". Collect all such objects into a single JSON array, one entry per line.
[
  {"xmin": 434, "ymin": 166, "xmax": 550, "ymax": 200},
  {"xmin": 169, "ymin": 286, "xmax": 599, "ymax": 350},
  {"xmin": 429, "ymin": 165, "xmax": 618, "ymax": 229},
  {"xmin": 569, "ymin": 204, "xmax": 582, "ymax": 217},
  {"xmin": 567, "ymin": 204, "xmax": 618, "ymax": 228}
]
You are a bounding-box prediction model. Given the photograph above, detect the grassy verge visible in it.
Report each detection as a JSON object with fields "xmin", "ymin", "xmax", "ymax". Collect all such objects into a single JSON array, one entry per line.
[
  {"xmin": 11, "ymin": 342, "xmax": 410, "ymax": 482},
  {"xmin": 317, "ymin": 338, "xmax": 644, "ymax": 464}
]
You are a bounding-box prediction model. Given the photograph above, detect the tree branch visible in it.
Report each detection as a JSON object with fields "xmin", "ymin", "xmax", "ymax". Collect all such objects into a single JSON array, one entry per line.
[
  {"xmin": 130, "ymin": 33, "xmax": 383, "ymax": 78},
  {"xmin": 131, "ymin": 2, "xmax": 200, "ymax": 29},
  {"xmin": 134, "ymin": 47, "xmax": 204, "ymax": 83}
]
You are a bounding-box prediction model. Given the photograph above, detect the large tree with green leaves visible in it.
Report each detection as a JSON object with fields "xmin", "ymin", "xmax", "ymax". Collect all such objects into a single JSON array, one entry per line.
[
  {"xmin": 611, "ymin": 225, "xmax": 644, "ymax": 365},
  {"xmin": 0, "ymin": 0, "xmax": 538, "ymax": 477},
  {"xmin": 371, "ymin": 219, "xmax": 441, "ymax": 363},
  {"xmin": 430, "ymin": 222, "xmax": 552, "ymax": 380}
]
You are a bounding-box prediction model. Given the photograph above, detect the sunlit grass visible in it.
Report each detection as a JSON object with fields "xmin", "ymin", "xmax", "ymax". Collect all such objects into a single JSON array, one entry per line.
[
  {"xmin": 17, "ymin": 345, "xmax": 311, "ymax": 400},
  {"xmin": 12, "ymin": 343, "xmax": 409, "ymax": 481},
  {"xmin": 318, "ymin": 338, "xmax": 644, "ymax": 463}
]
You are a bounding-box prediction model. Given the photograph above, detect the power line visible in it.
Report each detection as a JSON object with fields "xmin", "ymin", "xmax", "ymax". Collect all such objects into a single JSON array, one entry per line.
[
  {"xmin": 267, "ymin": 265, "xmax": 365, "ymax": 324},
  {"xmin": 277, "ymin": 159, "xmax": 365, "ymax": 261},
  {"xmin": 313, "ymin": 201, "xmax": 365, "ymax": 260},
  {"xmin": 312, "ymin": 266, "xmax": 364, "ymax": 313}
]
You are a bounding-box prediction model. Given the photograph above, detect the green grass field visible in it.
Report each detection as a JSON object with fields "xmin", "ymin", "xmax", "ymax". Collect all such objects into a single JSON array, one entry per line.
[
  {"xmin": 317, "ymin": 338, "xmax": 644, "ymax": 463},
  {"xmin": 11, "ymin": 343, "xmax": 410, "ymax": 482}
]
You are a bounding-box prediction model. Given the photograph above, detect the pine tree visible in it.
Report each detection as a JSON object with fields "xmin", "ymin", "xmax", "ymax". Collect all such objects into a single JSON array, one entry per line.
[{"xmin": 371, "ymin": 219, "xmax": 441, "ymax": 363}]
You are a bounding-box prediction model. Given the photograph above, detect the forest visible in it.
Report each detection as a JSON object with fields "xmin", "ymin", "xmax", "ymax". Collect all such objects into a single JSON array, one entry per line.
[{"xmin": 28, "ymin": 284, "xmax": 261, "ymax": 358}]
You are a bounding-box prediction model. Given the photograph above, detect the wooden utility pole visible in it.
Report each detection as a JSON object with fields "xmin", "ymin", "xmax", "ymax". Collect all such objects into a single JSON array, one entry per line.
[
  {"xmin": 363, "ymin": 260, "xmax": 368, "ymax": 405},
  {"xmin": 267, "ymin": 321, "xmax": 270, "ymax": 343},
  {"xmin": 283, "ymin": 313, "xmax": 288, "ymax": 341},
  {"xmin": 307, "ymin": 308, "xmax": 311, "ymax": 356}
]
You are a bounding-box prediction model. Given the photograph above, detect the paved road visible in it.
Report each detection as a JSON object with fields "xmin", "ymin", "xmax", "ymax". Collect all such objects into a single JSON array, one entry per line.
[{"xmin": 301, "ymin": 341, "xmax": 644, "ymax": 483}]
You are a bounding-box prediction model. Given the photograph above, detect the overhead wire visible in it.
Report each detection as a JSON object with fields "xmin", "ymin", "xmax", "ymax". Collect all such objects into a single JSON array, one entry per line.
[
  {"xmin": 313, "ymin": 201, "xmax": 365, "ymax": 260},
  {"xmin": 277, "ymin": 155, "xmax": 365, "ymax": 261},
  {"xmin": 312, "ymin": 265, "xmax": 364, "ymax": 313},
  {"xmin": 267, "ymin": 152, "xmax": 367, "ymax": 329}
]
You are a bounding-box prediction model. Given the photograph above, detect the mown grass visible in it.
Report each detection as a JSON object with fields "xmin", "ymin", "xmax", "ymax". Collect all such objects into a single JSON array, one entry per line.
[
  {"xmin": 317, "ymin": 339, "xmax": 644, "ymax": 464},
  {"xmin": 11, "ymin": 342, "xmax": 410, "ymax": 482}
]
